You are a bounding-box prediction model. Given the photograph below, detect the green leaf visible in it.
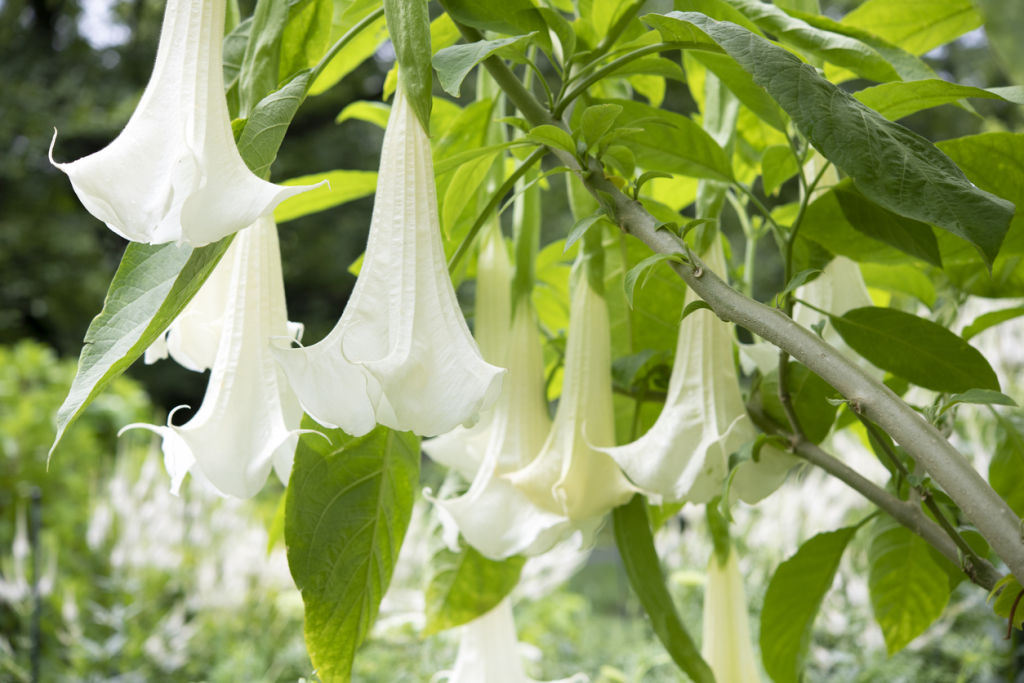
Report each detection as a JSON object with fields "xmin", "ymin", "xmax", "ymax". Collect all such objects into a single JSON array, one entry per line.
[
  {"xmin": 223, "ymin": 16, "xmax": 252, "ymax": 116},
  {"xmin": 581, "ymin": 103, "xmax": 624, "ymax": 151},
  {"xmin": 336, "ymin": 99, "xmax": 392, "ymax": 128},
  {"xmin": 526, "ymin": 124, "xmax": 578, "ymax": 157},
  {"xmin": 286, "ymin": 422, "xmax": 420, "ymax": 682},
  {"xmin": 279, "ymin": 0, "xmax": 333, "ymax": 79},
  {"xmin": 760, "ymin": 526, "xmax": 858, "ymax": 683},
  {"xmin": 237, "ymin": 70, "xmax": 312, "ymax": 178},
  {"xmin": 833, "ymin": 182, "xmax": 942, "ymax": 268},
  {"xmin": 423, "ymin": 545, "xmax": 525, "ymax": 635},
  {"xmin": 50, "ymin": 239, "xmax": 233, "ymax": 458},
  {"xmin": 274, "ymin": 169, "xmax": 378, "ymax": 223},
  {"xmin": 830, "ymin": 307, "xmax": 1000, "ymax": 393},
  {"xmin": 761, "ymin": 145, "xmax": 799, "ymax": 196},
  {"xmin": 868, "ymin": 517, "xmax": 951, "ymax": 654},
  {"xmin": 238, "ymin": 0, "xmax": 289, "ymax": 115},
  {"xmin": 777, "ymin": 268, "xmax": 822, "ymax": 304},
  {"xmin": 384, "ymin": 0, "xmax": 432, "ymax": 130},
  {"xmin": 441, "ymin": 0, "xmax": 548, "ymax": 38},
  {"xmin": 855, "ymin": 79, "xmax": 1009, "ymax": 121},
  {"xmin": 990, "ymin": 575, "xmax": 1024, "ymax": 631},
  {"xmin": 859, "ymin": 262, "xmax": 936, "ymax": 308},
  {"xmin": 432, "ymin": 34, "xmax": 535, "ymax": 97},
  {"xmin": 962, "ymin": 304, "xmax": 1024, "ymax": 340},
  {"xmin": 725, "ymin": 0, "xmax": 901, "ymax": 82},
  {"xmin": 680, "ymin": 299, "xmax": 712, "ymax": 322},
  {"xmin": 757, "ymin": 363, "xmax": 839, "ymax": 444},
  {"xmin": 612, "ymin": 496, "xmax": 715, "ymax": 683},
  {"xmin": 566, "ymin": 213, "xmax": 607, "ymax": 253},
  {"xmin": 649, "ymin": 11, "xmax": 1015, "ymax": 266},
  {"xmin": 310, "ymin": 0, "xmax": 388, "ymax": 97},
  {"xmin": 841, "ymin": 0, "xmax": 982, "ymax": 56},
  {"xmin": 988, "ymin": 414, "xmax": 1024, "ymax": 517},
  {"xmin": 977, "ymin": 0, "xmax": 1024, "ymax": 89},
  {"xmin": 607, "ymin": 98, "xmax": 734, "ymax": 181},
  {"xmin": 624, "ymin": 253, "xmax": 684, "ymax": 309},
  {"xmin": 939, "ymin": 388, "xmax": 1017, "ymax": 417}
]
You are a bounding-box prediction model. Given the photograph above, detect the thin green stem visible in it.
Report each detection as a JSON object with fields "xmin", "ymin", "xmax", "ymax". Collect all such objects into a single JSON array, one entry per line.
[
  {"xmin": 309, "ymin": 8, "xmax": 385, "ymax": 85},
  {"xmin": 859, "ymin": 416, "xmax": 990, "ymax": 584},
  {"xmin": 448, "ymin": 147, "xmax": 545, "ymax": 273}
]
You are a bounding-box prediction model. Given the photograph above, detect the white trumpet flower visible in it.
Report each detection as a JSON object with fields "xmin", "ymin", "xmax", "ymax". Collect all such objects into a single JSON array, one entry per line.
[
  {"xmin": 274, "ymin": 84, "xmax": 504, "ymax": 438},
  {"xmin": 702, "ymin": 546, "xmax": 761, "ymax": 683},
  {"xmin": 601, "ymin": 240, "xmax": 794, "ymax": 504},
  {"xmin": 124, "ymin": 217, "xmax": 303, "ymax": 497},
  {"xmin": 506, "ymin": 275, "xmax": 636, "ymax": 522},
  {"xmin": 427, "ymin": 298, "xmax": 590, "ymax": 559},
  {"xmin": 439, "ymin": 598, "xmax": 587, "ymax": 683},
  {"xmin": 50, "ymin": 0, "xmax": 314, "ymax": 246}
]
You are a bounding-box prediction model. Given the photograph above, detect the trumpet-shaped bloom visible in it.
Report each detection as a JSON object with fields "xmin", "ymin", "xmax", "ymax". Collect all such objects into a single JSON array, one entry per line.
[
  {"xmin": 274, "ymin": 84, "xmax": 504, "ymax": 438},
  {"xmin": 506, "ymin": 275, "xmax": 636, "ymax": 521},
  {"xmin": 702, "ymin": 546, "xmax": 761, "ymax": 683},
  {"xmin": 49, "ymin": 0, "xmax": 314, "ymax": 245},
  {"xmin": 439, "ymin": 599, "xmax": 586, "ymax": 683},
  {"xmin": 426, "ymin": 298, "xmax": 594, "ymax": 559},
  {"xmin": 124, "ymin": 217, "xmax": 303, "ymax": 497},
  {"xmin": 601, "ymin": 241, "xmax": 794, "ymax": 504}
]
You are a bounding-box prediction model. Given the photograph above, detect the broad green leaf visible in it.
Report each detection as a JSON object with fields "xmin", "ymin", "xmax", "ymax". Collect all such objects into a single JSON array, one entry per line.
[
  {"xmin": 939, "ymin": 388, "xmax": 1017, "ymax": 416},
  {"xmin": 613, "ymin": 496, "xmax": 714, "ymax": 683},
  {"xmin": 286, "ymin": 422, "xmax": 420, "ymax": 683},
  {"xmin": 309, "ymin": 0, "xmax": 388, "ymax": 96},
  {"xmin": 724, "ymin": 0, "xmax": 901, "ymax": 82},
  {"xmin": 432, "ymin": 34, "xmax": 535, "ymax": 97},
  {"xmin": 855, "ymin": 79, "xmax": 1009, "ymax": 122},
  {"xmin": 757, "ymin": 363, "xmax": 839, "ymax": 444},
  {"xmin": 526, "ymin": 124, "xmax": 578, "ymax": 157},
  {"xmin": 760, "ymin": 526, "xmax": 858, "ymax": 683},
  {"xmin": 649, "ymin": 11, "xmax": 1015, "ymax": 266},
  {"xmin": 237, "ymin": 70, "xmax": 312, "ymax": 178},
  {"xmin": 335, "ymin": 99, "xmax": 391, "ymax": 128},
  {"xmin": 801, "ymin": 190, "xmax": 915, "ymax": 265},
  {"xmin": 274, "ymin": 169, "xmax": 378, "ymax": 222},
  {"xmin": 989, "ymin": 415, "xmax": 1024, "ymax": 517},
  {"xmin": 223, "ymin": 17, "xmax": 252, "ymax": 116},
  {"xmin": 990, "ymin": 576, "xmax": 1024, "ymax": 631},
  {"xmin": 50, "ymin": 239, "xmax": 232, "ymax": 457},
  {"xmin": 673, "ymin": 0, "xmax": 765, "ymax": 35},
  {"xmin": 761, "ymin": 145, "xmax": 799, "ymax": 196},
  {"xmin": 833, "ymin": 182, "xmax": 942, "ymax": 268},
  {"xmin": 580, "ymin": 103, "xmax": 624, "ymax": 151},
  {"xmin": 566, "ymin": 213, "xmax": 607, "ymax": 252},
  {"xmin": 441, "ymin": 151, "xmax": 501, "ymax": 239},
  {"xmin": 238, "ymin": 0, "xmax": 289, "ymax": 116},
  {"xmin": 383, "ymin": 0, "xmax": 431, "ymax": 130},
  {"xmin": 841, "ymin": 0, "xmax": 982, "ymax": 56},
  {"xmin": 976, "ymin": 0, "xmax": 1024, "ymax": 88},
  {"xmin": 423, "ymin": 546, "xmax": 525, "ymax": 635},
  {"xmin": 830, "ymin": 307, "xmax": 999, "ymax": 393},
  {"xmin": 623, "ymin": 253, "xmax": 684, "ymax": 308},
  {"xmin": 441, "ymin": 0, "xmax": 547, "ymax": 38},
  {"xmin": 280, "ymin": 0, "xmax": 333, "ymax": 79},
  {"xmin": 608, "ymin": 98, "xmax": 734, "ymax": 181},
  {"xmin": 962, "ymin": 305, "xmax": 1024, "ymax": 340},
  {"xmin": 868, "ymin": 517, "xmax": 951, "ymax": 654},
  {"xmin": 859, "ymin": 262, "xmax": 936, "ymax": 308}
]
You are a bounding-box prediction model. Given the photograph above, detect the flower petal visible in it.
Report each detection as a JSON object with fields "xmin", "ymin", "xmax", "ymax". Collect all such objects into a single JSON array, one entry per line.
[
  {"xmin": 49, "ymin": 0, "xmax": 314, "ymax": 246},
  {"xmin": 702, "ymin": 546, "xmax": 760, "ymax": 683}
]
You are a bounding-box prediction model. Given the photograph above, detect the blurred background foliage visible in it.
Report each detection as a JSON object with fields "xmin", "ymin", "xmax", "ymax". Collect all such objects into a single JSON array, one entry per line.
[{"xmin": 3, "ymin": 0, "xmax": 1024, "ymax": 680}]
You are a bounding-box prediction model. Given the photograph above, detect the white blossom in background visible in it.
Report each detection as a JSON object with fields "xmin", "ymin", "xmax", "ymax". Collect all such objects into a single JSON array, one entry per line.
[
  {"xmin": 437, "ymin": 599, "xmax": 587, "ymax": 683},
  {"xmin": 702, "ymin": 545, "xmax": 761, "ymax": 683},
  {"xmin": 601, "ymin": 239, "xmax": 795, "ymax": 505},
  {"xmin": 274, "ymin": 84, "xmax": 504, "ymax": 438},
  {"xmin": 124, "ymin": 217, "xmax": 303, "ymax": 498},
  {"xmin": 50, "ymin": 0, "xmax": 316, "ymax": 245}
]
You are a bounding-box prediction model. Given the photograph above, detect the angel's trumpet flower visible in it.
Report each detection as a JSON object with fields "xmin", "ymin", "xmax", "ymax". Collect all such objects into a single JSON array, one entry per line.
[
  {"xmin": 123, "ymin": 217, "xmax": 302, "ymax": 497},
  {"xmin": 426, "ymin": 297, "xmax": 589, "ymax": 559},
  {"xmin": 273, "ymin": 84, "xmax": 504, "ymax": 437},
  {"xmin": 505, "ymin": 274, "xmax": 636, "ymax": 521},
  {"xmin": 440, "ymin": 599, "xmax": 586, "ymax": 683},
  {"xmin": 702, "ymin": 545, "xmax": 761, "ymax": 683},
  {"xmin": 50, "ymin": 0, "xmax": 314, "ymax": 245},
  {"xmin": 601, "ymin": 240, "xmax": 793, "ymax": 504}
]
